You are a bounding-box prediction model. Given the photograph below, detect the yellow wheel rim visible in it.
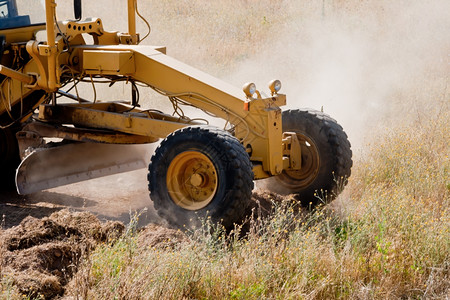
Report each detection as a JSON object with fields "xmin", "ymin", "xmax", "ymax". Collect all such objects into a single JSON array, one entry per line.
[
  {"xmin": 283, "ymin": 134, "xmax": 320, "ymax": 188},
  {"xmin": 166, "ymin": 151, "xmax": 218, "ymax": 210}
]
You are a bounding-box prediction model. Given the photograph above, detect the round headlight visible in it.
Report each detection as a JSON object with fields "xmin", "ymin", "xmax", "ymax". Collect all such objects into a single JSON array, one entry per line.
[
  {"xmin": 243, "ymin": 82, "xmax": 257, "ymax": 98},
  {"xmin": 268, "ymin": 79, "xmax": 282, "ymax": 94}
]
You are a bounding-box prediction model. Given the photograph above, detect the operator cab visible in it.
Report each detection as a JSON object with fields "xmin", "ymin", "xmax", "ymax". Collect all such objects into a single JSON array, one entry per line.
[
  {"xmin": 0, "ymin": 0, "xmax": 30, "ymax": 29},
  {"xmin": 0, "ymin": 0, "xmax": 45, "ymax": 30}
]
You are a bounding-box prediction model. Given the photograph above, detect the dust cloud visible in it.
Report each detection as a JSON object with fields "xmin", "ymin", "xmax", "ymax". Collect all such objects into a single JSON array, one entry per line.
[{"xmin": 227, "ymin": 0, "xmax": 450, "ymax": 150}]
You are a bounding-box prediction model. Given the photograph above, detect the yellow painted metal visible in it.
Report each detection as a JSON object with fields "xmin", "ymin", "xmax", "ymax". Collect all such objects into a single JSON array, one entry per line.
[
  {"xmin": 252, "ymin": 164, "xmax": 269, "ymax": 179},
  {"xmin": 127, "ymin": 0, "xmax": 137, "ymax": 41},
  {"xmin": 282, "ymin": 132, "xmax": 302, "ymax": 170},
  {"xmin": 0, "ymin": 40, "xmax": 54, "ymax": 118},
  {"xmin": 26, "ymin": 41, "xmax": 49, "ymax": 90},
  {"xmin": 0, "ymin": 65, "xmax": 35, "ymax": 84},
  {"xmin": 20, "ymin": 121, "xmax": 158, "ymax": 144},
  {"xmin": 44, "ymin": 0, "xmax": 59, "ymax": 91},
  {"xmin": 38, "ymin": 102, "xmax": 193, "ymax": 140},
  {"xmin": 83, "ymin": 50, "xmax": 135, "ymax": 75},
  {"xmin": 0, "ymin": 24, "xmax": 45, "ymax": 44},
  {"xmin": 166, "ymin": 151, "xmax": 218, "ymax": 210},
  {"xmin": 62, "ymin": 18, "xmax": 104, "ymax": 42},
  {"xmin": 267, "ymin": 108, "xmax": 284, "ymax": 174}
]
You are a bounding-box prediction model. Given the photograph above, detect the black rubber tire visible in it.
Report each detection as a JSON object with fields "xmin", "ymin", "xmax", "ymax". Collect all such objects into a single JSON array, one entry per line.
[
  {"xmin": 0, "ymin": 127, "xmax": 20, "ymax": 190},
  {"xmin": 266, "ymin": 109, "xmax": 352, "ymax": 205},
  {"xmin": 148, "ymin": 126, "xmax": 254, "ymax": 229}
]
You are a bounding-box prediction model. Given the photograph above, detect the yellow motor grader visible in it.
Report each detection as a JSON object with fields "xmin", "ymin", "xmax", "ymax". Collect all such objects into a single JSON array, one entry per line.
[{"xmin": 0, "ymin": 0, "xmax": 352, "ymax": 228}]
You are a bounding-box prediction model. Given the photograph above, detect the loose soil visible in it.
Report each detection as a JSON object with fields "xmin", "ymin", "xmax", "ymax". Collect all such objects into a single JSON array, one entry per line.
[
  {"xmin": 0, "ymin": 209, "xmax": 124, "ymax": 298},
  {"xmin": 0, "ymin": 169, "xmax": 162, "ymax": 229},
  {"xmin": 1, "ymin": 174, "xmax": 284, "ymax": 299}
]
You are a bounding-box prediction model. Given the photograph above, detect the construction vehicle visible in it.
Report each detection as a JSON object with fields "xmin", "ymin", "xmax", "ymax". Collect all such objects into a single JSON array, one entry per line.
[{"xmin": 0, "ymin": 0, "xmax": 352, "ymax": 228}]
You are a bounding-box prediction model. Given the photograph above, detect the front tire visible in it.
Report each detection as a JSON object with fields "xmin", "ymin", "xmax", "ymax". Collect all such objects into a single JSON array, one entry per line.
[
  {"xmin": 267, "ymin": 109, "xmax": 352, "ymax": 205},
  {"xmin": 148, "ymin": 126, "xmax": 254, "ymax": 229}
]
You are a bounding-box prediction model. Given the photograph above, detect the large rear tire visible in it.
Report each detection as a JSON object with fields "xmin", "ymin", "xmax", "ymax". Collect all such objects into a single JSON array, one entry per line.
[
  {"xmin": 266, "ymin": 109, "xmax": 352, "ymax": 205},
  {"xmin": 148, "ymin": 126, "xmax": 254, "ymax": 229}
]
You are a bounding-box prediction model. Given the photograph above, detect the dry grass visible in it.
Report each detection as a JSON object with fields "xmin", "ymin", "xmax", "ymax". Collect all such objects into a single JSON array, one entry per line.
[
  {"xmin": 61, "ymin": 117, "xmax": 447, "ymax": 299},
  {"xmin": 57, "ymin": 106, "xmax": 449, "ymax": 300},
  {"xmin": 62, "ymin": 108, "xmax": 449, "ymax": 299}
]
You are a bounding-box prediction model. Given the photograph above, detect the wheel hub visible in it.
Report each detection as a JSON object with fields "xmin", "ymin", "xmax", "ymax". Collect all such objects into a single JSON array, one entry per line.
[
  {"xmin": 166, "ymin": 151, "xmax": 218, "ymax": 210},
  {"xmin": 190, "ymin": 173, "xmax": 204, "ymax": 187},
  {"xmin": 281, "ymin": 133, "xmax": 320, "ymax": 189}
]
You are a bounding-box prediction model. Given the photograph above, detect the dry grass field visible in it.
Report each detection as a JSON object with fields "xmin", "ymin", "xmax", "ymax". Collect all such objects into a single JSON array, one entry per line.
[
  {"xmin": 63, "ymin": 111, "xmax": 449, "ymax": 299},
  {"xmin": 1, "ymin": 0, "xmax": 449, "ymax": 299}
]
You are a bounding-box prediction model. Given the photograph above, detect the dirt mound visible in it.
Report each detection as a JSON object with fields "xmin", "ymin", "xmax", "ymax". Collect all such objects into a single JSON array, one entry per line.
[
  {"xmin": 248, "ymin": 190, "xmax": 299, "ymax": 217},
  {"xmin": 137, "ymin": 223, "xmax": 187, "ymax": 249},
  {"xmin": 0, "ymin": 192, "xmax": 296, "ymax": 298},
  {"xmin": 0, "ymin": 209, "xmax": 124, "ymax": 299},
  {"xmin": 252, "ymin": 190, "xmax": 291, "ymax": 209}
]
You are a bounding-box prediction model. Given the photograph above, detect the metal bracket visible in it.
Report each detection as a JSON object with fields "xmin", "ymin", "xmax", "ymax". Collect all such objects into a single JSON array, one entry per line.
[{"xmin": 282, "ymin": 132, "xmax": 302, "ymax": 170}]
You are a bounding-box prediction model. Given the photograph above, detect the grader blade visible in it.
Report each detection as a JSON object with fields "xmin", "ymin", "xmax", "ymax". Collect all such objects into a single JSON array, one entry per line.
[{"xmin": 16, "ymin": 143, "xmax": 149, "ymax": 195}]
